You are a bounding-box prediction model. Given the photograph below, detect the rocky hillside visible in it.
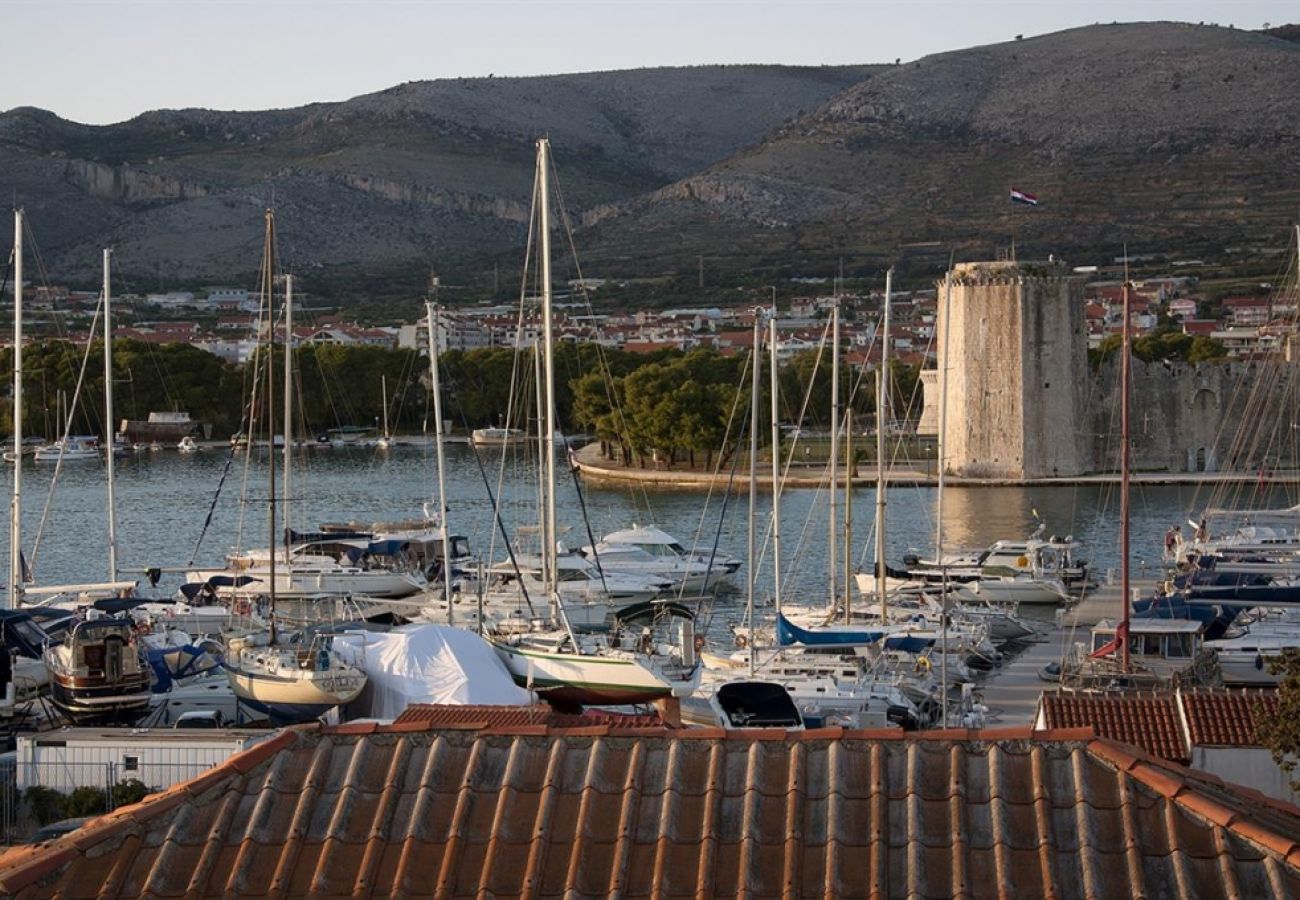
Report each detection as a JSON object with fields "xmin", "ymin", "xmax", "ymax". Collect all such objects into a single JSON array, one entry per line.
[
  {"xmin": 4, "ymin": 23, "xmax": 1299, "ymax": 297},
  {"xmin": 0, "ymin": 65, "xmax": 876, "ymax": 289},
  {"xmin": 582, "ymin": 23, "xmax": 1300, "ymax": 277}
]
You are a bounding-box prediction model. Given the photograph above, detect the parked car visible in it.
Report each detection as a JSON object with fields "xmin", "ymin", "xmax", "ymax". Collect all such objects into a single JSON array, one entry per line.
[
  {"xmin": 27, "ymin": 817, "xmax": 91, "ymax": 844},
  {"xmin": 173, "ymin": 710, "xmax": 225, "ymax": 729}
]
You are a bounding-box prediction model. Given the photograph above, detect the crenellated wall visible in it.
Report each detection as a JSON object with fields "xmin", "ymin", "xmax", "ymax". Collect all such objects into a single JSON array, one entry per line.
[
  {"xmin": 922, "ymin": 260, "xmax": 1280, "ymax": 477},
  {"xmin": 937, "ymin": 261, "xmax": 1089, "ymax": 478}
]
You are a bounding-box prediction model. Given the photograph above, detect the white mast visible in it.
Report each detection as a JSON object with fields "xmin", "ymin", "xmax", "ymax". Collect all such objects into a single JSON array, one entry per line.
[
  {"xmin": 9, "ymin": 210, "xmax": 23, "ymax": 607},
  {"xmin": 282, "ymin": 274, "xmax": 294, "ymax": 565},
  {"xmin": 747, "ymin": 312, "xmax": 761, "ymax": 677},
  {"xmin": 538, "ymin": 139, "xmax": 559, "ymax": 609},
  {"xmin": 828, "ymin": 299, "xmax": 839, "ymax": 609},
  {"xmin": 769, "ymin": 313, "xmax": 782, "ymax": 618},
  {"xmin": 426, "ymin": 298, "xmax": 453, "ymax": 619},
  {"xmin": 381, "ymin": 375, "xmax": 389, "ymax": 440},
  {"xmin": 875, "ymin": 267, "xmax": 892, "ymax": 623},
  {"xmin": 936, "ymin": 270, "xmax": 952, "ymax": 723},
  {"xmin": 103, "ymin": 248, "xmax": 118, "ymax": 580}
]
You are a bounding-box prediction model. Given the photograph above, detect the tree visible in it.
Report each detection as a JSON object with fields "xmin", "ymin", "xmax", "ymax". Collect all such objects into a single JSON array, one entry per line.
[{"xmin": 1257, "ymin": 649, "xmax": 1300, "ymax": 790}]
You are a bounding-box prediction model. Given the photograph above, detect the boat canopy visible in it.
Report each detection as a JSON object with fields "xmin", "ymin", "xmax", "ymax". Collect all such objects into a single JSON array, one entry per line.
[
  {"xmin": 603, "ymin": 525, "xmax": 685, "ymax": 546},
  {"xmin": 776, "ymin": 613, "xmax": 885, "ymax": 648},
  {"xmin": 332, "ymin": 624, "xmax": 530, "ymax": 719}
]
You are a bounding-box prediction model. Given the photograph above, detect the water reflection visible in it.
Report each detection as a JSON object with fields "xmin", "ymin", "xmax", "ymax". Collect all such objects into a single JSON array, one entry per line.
[{"xmin": 4, "ymin": 442, "xmax": 1295, "ymax": 600}]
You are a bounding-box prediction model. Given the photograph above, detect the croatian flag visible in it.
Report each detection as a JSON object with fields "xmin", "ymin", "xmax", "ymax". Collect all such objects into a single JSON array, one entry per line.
[{"xmin": 1010, "ymin": 188, "xmax": 1039, "ymax": 206}]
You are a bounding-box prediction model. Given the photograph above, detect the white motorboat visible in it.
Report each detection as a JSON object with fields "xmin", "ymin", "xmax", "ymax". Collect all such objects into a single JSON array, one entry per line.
[
  {"xmin": 33, "ymin": 436, "xmax": 100, "ymax": 462},
  {"xmin": 593, "ymin": 524, "xmax": 740, "ymax": 583},
  {"xmin": 952, "ymin": 573, "xmax": 1069, "ymax": 606},
  {"xmin": 580, "ymin": 541, "xmax": 721, "ymax": 594},
  {"xmin": 471, "ymin": 427, "xmax": 526, "ymax": 447},
  {"xmin": 485, "ymin": 551, "xmax": 670, "ymax": 605}
]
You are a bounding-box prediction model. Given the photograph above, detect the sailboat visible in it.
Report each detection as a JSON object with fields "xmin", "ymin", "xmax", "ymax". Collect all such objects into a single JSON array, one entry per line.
[
  {"xmin": 221, "ymin": 212, "xmax": 367, "ymax": 724},
  {"xmin": 490, "ymin": 139, "xmax": 700, "ymax": 707},
  {"xmin": 374, "ymin": 375, "xmax": 396, "ymax": 450},
  {"xmin": 189, "ymin": 291, "xmax": 425, "ymax": 603}
]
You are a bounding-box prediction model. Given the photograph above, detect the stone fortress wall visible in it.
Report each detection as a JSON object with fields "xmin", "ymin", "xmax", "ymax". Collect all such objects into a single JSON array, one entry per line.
[
  {"xmin": 922, "ymin": 260, "xmax": 1277, "ymax": 477},
  {"xmin": 936, "ymin": 261, "xmax": 1089, "ymax": 479}
]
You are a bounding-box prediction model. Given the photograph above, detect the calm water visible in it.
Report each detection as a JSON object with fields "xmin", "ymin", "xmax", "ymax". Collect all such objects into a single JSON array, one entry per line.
[{"xmin": 3, "ymin": 441, "xmax": 1291, "ymax": 606}]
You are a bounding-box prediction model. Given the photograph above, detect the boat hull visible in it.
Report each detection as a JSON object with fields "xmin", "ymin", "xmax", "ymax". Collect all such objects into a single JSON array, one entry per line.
[
  {"xmin": 49, "ymin": 676, "xmax": 151, "ymax": 724},
  {"xmin": 493, "ymin": 641, "xmax": 695, "ymax": 705},
  {"xmin": 189, "ymin": 567, "xmax": 425, "ymax": 599},
  {"xmin": 956, "ymin": 580, "xmax": 1067, "ymax": 606},
  {"xmin": 225, "ymin": 666, "xmax": 366, "ymax": 724}
]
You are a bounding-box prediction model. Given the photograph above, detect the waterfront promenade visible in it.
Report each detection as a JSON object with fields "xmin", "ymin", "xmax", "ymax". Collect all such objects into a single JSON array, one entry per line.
[{"xmin": 574, "ymin": 441, "xmax": 1300, "ymax": 490}]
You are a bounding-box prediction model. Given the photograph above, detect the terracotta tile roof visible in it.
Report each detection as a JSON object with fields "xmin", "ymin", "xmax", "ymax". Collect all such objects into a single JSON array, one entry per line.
[
  {"xmin": 392, "ymin": 703, "xmax": 669, "ymax": 730},
  {"xmin": 1183, "ymin": 690, "xmax": 1280, "ymax": 747},
  {"xmin": 1038, "ymin": 692, "xmax": 1189, "ymax": 762},
  {"xmin": 5, "ymin": 722, "xmax": 1300, "ymax": 898}
]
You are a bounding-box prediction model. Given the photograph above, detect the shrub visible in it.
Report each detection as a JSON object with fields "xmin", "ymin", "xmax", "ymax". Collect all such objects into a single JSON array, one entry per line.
[
  {"xmin": 65, "ymin": 786, "xmax": 107, "ymax": 818},
  {"xmin": 112, "ymin": 779, "xmax": 151, "ymax": 809},
  {"xmin": 23, "ymin": 786, "xmax": 67, "ymax": 826}
]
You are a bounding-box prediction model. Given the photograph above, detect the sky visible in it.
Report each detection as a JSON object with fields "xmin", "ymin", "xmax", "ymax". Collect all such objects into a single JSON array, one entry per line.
[{"xmin": 0, "ymin": 0, "xmax": 1293, "ymax": 125}]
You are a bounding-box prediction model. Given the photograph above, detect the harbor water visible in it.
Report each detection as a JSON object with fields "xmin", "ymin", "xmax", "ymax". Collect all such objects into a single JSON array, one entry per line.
[{"xmin": 4, "ymin": 440, "xmax": 1281, "ymax": 604}]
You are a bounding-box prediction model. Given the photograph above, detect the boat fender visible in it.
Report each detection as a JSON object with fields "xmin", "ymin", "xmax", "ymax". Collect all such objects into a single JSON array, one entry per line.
[{"xmin": 1256, "ymin": 654, "xmax": 1265, "ymax": 671}]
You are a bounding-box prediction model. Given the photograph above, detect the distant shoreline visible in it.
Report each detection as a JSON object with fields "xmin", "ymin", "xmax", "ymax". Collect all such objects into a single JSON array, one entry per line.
[{"xmin": 572, "ymin": 443, "xmax": 1300, "ymax": 491}]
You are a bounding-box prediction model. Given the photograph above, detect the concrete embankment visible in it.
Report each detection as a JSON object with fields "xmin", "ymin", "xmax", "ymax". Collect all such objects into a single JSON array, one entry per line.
[{"xmin": 574, "ymin": 442, "xmax": 1300, "ymax": 491}]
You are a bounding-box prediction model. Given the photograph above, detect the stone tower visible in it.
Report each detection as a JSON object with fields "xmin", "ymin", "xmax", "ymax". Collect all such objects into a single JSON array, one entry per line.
[{"xmin": 937, "ymin": 260, "xmax": 1088, "ymax": 479}]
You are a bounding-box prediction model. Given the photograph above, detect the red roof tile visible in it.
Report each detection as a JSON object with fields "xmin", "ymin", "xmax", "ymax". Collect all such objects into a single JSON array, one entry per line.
[
  {"xmin": 1038, "ymin": 692, "xmax": 1189, "ymax": 762},
  {"xmin": 1182, "ymin": 690, "xmax": 1279, "ymax": 747},
  {"xmin": 4, "ymin": 723, "xmax": 1300, "ymax": 898},
  {"xmin": 391, "ymin": 703, "xmax": 668, "ymax": 730}
]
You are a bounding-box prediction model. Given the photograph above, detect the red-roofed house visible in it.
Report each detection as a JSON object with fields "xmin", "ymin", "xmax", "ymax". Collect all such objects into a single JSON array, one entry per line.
[{"xmin": 1037, "ymin": 689, "xmax": 1293, "ymax": 803}]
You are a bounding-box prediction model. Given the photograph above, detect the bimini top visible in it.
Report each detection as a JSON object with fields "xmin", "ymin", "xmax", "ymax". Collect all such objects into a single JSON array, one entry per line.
[{"xmin": 601, "ymin": 524, "xmax": 687, "ymax": 547}]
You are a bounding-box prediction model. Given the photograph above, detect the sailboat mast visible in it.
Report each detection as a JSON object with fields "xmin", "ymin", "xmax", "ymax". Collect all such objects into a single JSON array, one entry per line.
[
  {"xmin": 103, "ymin": 248, "xmax": 118, "ymax": 581},
  {"xmin": 1120, "ymin": 277, "xmax": 1132, "ymax": 672},
  {"xmin": 426, "ymin": 298, "xmax": 454, "ymax": 618},
  {"xmin": 828, "ymin": 299, "xmax": 839, "ymax": 609},
  {"xmin": 282, "ymin": 274, "xmax": 293, "ymax": 566},
  {"xmin": 381, "ymin": 375, "xmax": 389, "ymax": 440},
  {"xmin": 844, "ymin": 408, "xmax": 852, "ymax": 622},
  {"xmin": 935, "ymin": 274, "xmax": 950, "ymax": 560},
  {"xmin": 263, "ymin": 210, "xmax": 277, "ymax": 635},
  {"xmin": 876, "ymin": 268, "xmax": 892, "ymax": 623},
  {"xmin": 538, "ymin": 139, "xmax": 559, "ymax": 607},
  {"xmin": 936, "ymin": 271, "xmax": 952, "ymax": 723},
  {"xmin": 9, "ymin": 209, "xmax": 23, "ymax": 607},
  {"xmin": 747, "ymin": 313, "xmax": 760, "ymax": 677},
  {"xmin": 769, "ymin": 313, "xmax": 783, "ymax": 618}
]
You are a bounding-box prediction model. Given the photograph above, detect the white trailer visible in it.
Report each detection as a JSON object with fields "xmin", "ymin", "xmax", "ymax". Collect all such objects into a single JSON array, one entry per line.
[{"xmin": 16, "ymin": 727, "xmax": 274, "ymax": 793}]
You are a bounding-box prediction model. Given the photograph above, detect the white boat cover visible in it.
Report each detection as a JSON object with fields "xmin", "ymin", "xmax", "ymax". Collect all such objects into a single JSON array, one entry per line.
[{"xmin": 333, "ymin": 624, "xmax": 530, "ymax": 718}]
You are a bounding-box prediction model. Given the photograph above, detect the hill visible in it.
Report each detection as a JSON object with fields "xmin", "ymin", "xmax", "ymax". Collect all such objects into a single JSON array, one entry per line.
[
  {"xmin": 5, "ymin": 22, "xmax": 1300, "ymax": 300},
  {"xmin": 580, "ymin": 23, "xmax": 1300, "ymax": 280},
  {"xmin": 0, "ymin": 65, "xmax": 877, "ymax": 293}
]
